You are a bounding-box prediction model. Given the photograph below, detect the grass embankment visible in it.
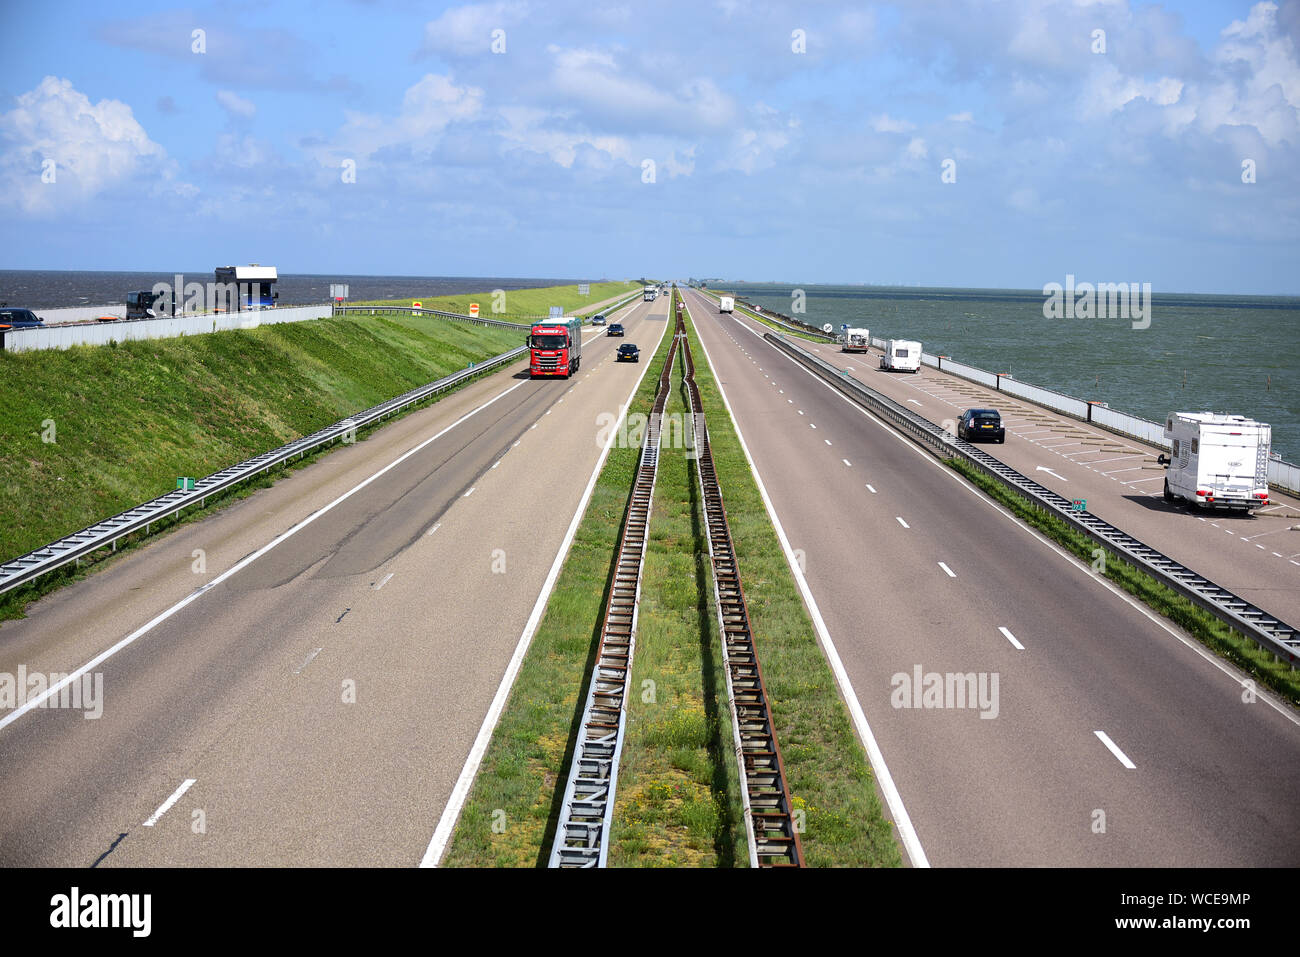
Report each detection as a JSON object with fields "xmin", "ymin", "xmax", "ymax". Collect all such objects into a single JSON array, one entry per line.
[
  {"xmin": 444, "ymin": 290, "xmax": 902, "ymax": 867},
  {"xmin": 947, "ymin": 458, "xmax": 1300, "ymax": 706},
  {"xmin": 359, "ymin": 281, "xmax": 638, "ymax": 320},
  {"xmin": 0, "ymin": 315, "xmax": 525, "ymax": 618}
]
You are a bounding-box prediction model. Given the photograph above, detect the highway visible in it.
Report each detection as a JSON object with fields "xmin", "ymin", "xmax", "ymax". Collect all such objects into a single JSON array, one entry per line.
[
  {"xmin": 767, "ymin": 322, "xmax": 1300, "ymax": 628},
  {"xmin": 680, "ymin": 285, "xmax": 1300, "ymax": 866},
  {"xmin": 0, "ymin": 295, "xmax": 670, "ymax": 866}
]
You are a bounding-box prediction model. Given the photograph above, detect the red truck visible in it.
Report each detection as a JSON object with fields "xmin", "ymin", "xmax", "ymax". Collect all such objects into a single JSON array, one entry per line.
[{"xmin": 528, "ymin": 317, "xmax": 583, "ymax": 378}]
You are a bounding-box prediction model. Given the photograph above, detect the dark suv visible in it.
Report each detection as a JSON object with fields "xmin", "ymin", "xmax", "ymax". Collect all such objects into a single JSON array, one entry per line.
[
  {"xmin": 0, "ymin": 308, "xmax": 45, "ymax": 330},
  {"xmin": 958, "ymin": 408, "xmax": 1005, "ymax": 443}
]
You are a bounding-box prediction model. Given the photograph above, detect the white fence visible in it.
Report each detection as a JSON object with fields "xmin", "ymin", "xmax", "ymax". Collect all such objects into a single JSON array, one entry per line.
[{"xmin": 4, "ymin": 304, "xmax": 334, "ymax": 352}]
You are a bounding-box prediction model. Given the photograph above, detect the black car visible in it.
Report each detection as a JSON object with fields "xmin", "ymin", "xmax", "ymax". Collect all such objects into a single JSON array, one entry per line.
[
  {"xmin": 0, "ymin": 308, "xmax": 45, "ymax": 330},
  {"xmin": 958, "ymin": 408, "xmax": 1005, "ymax": 443},
  {"xmin": 616, "ymin": 343, "xmax": 639, "ymax": 362},
  {"xmin": 607, "ymin": 323, "xmax": 624, "ymax": 336}
]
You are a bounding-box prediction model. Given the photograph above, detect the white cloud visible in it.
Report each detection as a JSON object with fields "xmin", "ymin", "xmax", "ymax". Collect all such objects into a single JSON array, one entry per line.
[
  {"xmin": 421, "ymin": 2, "xmax": 528, "ymax": 57},
  {"xmin": 0, "ymin": 76, "xmax": 176, "ymax": 213},
  {"xmin": 322, "ymin": 73, "xmax": 485, "ymax": 163},
  {"xmin": 216, "ymin": 90, "xmax": 257, "ymax": 119},
  {"xmin": 948, "ymin": 111, "xmax": 974, "ymax": 123},
  {"xmin": 873, "ymin": 113, "xmax": 914, "ymax": 133}
]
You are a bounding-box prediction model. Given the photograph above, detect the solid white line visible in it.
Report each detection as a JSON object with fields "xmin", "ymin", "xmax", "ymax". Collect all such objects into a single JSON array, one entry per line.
[
  {"xmin": 373, "ymin": 573, "xmax": 394, "ymax": 590},
  {"xmin": 426, "ymin": 522, "xmax": 441, "ymax": 536},
  {"xmin": 0, "ymin": 377, "xmax": 532, "ymax": 736},
  {"xmin": 421, "ymin": 314, "xmax": 669, "ymax": 868},
  {"xmin": 491, "ymin": 460, "xmax": 502, "ymax": 469},
  {"xmin": 938, "ymin": 562, "xmax": 955, "ymax": 578},
  {"xmin": 998, "ymin": 626, "xmax": 1025, "ymax": 650},
  {"xmin": 896, "ymin": 517, "xmax": 910, "ymax": 528},
  {"xmin": 684, "ymin": 294, "xmax": 929, "ymax": 867},
  {"xmin": 1095, "ymin": 730, "xmax": 1136, "ymax": 769},
  {"xmin": 293, "ymin": 647, "xmax": 322, "ymax": 674},
  {"xmin": 463, "ymin": 486, "xmax": 476, "ymax": 497},
  {"xmin": 142, "ymin": 778, "xmax": 196, "ymax": 827}
]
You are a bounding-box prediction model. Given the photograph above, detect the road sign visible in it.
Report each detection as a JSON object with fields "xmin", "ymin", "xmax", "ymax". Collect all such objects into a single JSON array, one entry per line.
[
  {"xmin": 1071, "ymin": 499, "xmax": 1087, "ymax": 512},
  {"xmin": 823, "ymin": 324, "xmax": 833, "ymax": 333},
  {"xmin": 469, "ymin": 303, "xmax": 479, "ymax": 317},
  {"xmin": 549, "ymin": 306, "xmax": 563, "ymax": 318},
  {"xmin": 412, "ymin": 301, "xmax": 422, "ymax": 309},
  {"xmin": 329, "ymin": 283, "xmax": 349, "ymax": 301},
  {"xmin": 176, "ymin": 477, "xmax": 196, "ymax": 491},
  {"xmin": 578, "ymin": 283, "xmax": 589, "ymax": 295}
]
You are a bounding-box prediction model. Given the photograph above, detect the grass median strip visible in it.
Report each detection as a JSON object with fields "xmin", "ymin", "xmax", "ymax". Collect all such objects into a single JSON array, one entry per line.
[
  {"xmin": 946, "ymin": 457, "xmax": 1300, "ymax": 706},
  {"xmin": 357, "ymin": 280, "xmax": 637, "ymax": 320}
]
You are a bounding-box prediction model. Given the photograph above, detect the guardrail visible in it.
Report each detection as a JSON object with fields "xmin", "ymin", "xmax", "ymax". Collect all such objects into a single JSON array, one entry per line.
[
  {"xmin": 860, "ymin": 337, "xmax": 1299, "ymax": 496},
  {"xmin": 4, "ymin": 305, "xmax": 335, "ymax": 352},
  {"xmin": 0, "ymin": 346, "xmax": 527, "ymax": 598},
  {"xmin": 695, "ymin": 289, "xmax": 836, "ymax": 342},
  {"xmin": 766, "ymin": 332, "xmax": 1300, "ymax": 667}
]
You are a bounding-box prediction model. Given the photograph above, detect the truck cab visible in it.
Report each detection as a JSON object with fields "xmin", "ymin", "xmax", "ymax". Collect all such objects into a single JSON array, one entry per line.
[{"xmin": 529, "ymin": 317, "xmax": 583, "ymax": 378}]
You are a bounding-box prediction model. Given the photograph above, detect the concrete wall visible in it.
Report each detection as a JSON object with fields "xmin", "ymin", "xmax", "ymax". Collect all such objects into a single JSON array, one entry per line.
[
  {"xmin": 34, "ymin": 305, "xmax": 128, "ymax": 323},
  {"xmin": 4, "ymin": 304, "xmax": 333, "ymax": 352}
]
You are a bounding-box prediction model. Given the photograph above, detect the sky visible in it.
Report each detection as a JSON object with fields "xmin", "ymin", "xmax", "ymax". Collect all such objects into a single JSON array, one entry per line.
[{"xmin": 1, "ymin": 0, "xmax": 1297, "ymax": 293}]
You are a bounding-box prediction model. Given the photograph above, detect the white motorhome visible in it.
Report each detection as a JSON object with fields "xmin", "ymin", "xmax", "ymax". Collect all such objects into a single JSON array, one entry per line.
[
  {"xmin": 1161, "ymin": 412, "xmax": 1271, "ymax": 511},
  {"xmin": 879, "ymin": 339, "xmax": 921, "ymax": 372},
  {"xmin": 718, "ymin": 296, "xmax": 735, "ymax": 313},
  {"xmin": 842, "ymin": 328, "xmax": 870, "ymax": 353},
  {"xmin": 643, "ymin": 286, "xmax": 658, "ymax": 302}
]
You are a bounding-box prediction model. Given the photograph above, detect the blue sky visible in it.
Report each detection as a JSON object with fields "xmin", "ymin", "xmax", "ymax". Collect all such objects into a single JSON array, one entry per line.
[{"xmin": 1, "ymin": 0, "xmax": 1297, "ymax": 293}]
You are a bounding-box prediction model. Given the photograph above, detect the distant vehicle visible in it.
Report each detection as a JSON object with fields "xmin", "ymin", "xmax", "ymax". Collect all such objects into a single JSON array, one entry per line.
[
  {"xmin": 842, "ymin": 328, "xmax": 870, "ymax": 352},
  {"xmin": 0, "ymin": 308, "xmax": 45, "ymax": 329},
  {"xmin": 616, "ymin": 343, "xmax": 640, "ymax": 362},
  {"xmin": 643, "ymin": 286, "xmax": 658, "ymax": 302},
  {"xmin": 607, "ymin": 323, "xmax": 625, "ymax": 337},
  {"xmin": 125, "ymin": 290, "xmax": 163, "ymax": 321},
  {"xmin": 958, "ymin": 408, "xmax": 1005, "ymax": 443},
  {"xmin": 214, "ymin": 264, "xmax": 278, "ymax": 311},
  {"xmin": 718, "ymin": 296, "xmax": 734, "ymax": 313},
  {"xmin": 528, "ymin": 317, "xmax": 583, "ymax": 378},
  {"xmin": 591, "ymin": 314, "xmax": 607, "ymax": 326},
  {"xmin": 880, "ymin": 339, "xmax": 921, "ymax": 373},
  {"xmin": 1161, "ymin": 412, "xmax": 1270, "ymax": 511}
]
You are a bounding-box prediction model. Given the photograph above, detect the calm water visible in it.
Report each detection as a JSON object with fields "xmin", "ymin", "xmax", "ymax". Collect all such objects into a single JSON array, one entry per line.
[
  {"xmin": 720, "ymin": 284, "xmax": 1300, "ymax": 460},
  {"xmin": 0, "ymin": 270, "xmax": 598, "ymax": 310}
]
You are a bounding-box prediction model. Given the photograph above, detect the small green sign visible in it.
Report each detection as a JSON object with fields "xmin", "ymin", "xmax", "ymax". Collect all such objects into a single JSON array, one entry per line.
[
  {"xmin": 1071, "ymin": 499, "xmax": 1087, "ymax": 512},
  {"xmin": 177, "ymin": 477, "xmax": 196, "ymax": 491}
]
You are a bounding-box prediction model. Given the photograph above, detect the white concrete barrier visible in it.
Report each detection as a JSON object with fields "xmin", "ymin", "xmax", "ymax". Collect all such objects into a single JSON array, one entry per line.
[
  {"xmin": 34, "ymin": 305, "xmax": 127, "ymax": 323},
  {"xmin": 5, "ymin": 304, "xmax": 333, "ymax": 352}
]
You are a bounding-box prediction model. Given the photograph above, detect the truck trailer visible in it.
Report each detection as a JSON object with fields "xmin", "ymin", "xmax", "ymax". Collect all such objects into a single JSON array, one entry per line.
[
  {"xmin": 528, "ymin": 317, "xmax": 583, "ymax": 378},
  {"xmin": 879, "ymin": 339, "xmax": 921, "ymax": 372},
  {"xmin": 842, "ymin": 328, "xmax": 870, "ymax": 353},
  {"xmin": 1161, "ymin": 412, "xmax": 1271, "ymax": 511},
  {"xmin": 718, "ymin": 296, "xmax": 734, "ymax": 313}
]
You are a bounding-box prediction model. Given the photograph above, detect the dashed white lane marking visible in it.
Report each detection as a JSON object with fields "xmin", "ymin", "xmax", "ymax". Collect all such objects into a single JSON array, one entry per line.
[
  {"xmin": 896, "ymin": 517, "xmax": 910, "ymax": 528},
  {"xmin": 426, "ymin": 522, "xmax": 441, "ymax": 536},
  {"xmin": 998, "ymin": 626, "xmax": 1024, "ymax": 650},
  {"xmin": 825, "ymin": 439, "xmax": 832, "ymax": 446},
  {"xmin": 938, "ymin": 562, "xmax": 956, "ymax": 578},
  {"xmin": 798, "ymin": 410, "xmax": 804, "ymax": 415},
  {"xmin": 810, "ymin": 423, "xmax": 817, "ymax": 429},
  {"xmin": 463, "ymin": 486, "xmax": 476, "ymax": 497},
  {"xmin": 842, "ymin": 459, "xmax": 852, "ymax": 467},
  {"xmin": 866, "ymin": 484, "xmax": 877, "ymax": 493},
  {"xmin": 1095, "ymin": 730, "xmax": 1136, "ymax": 769},
  {"xmin": 143, "ymin": 779, "xmax": 197, "ymax": 827},
  {"xmin": 373, "ymin": 572, "xmax": 394, "ymax": 590},
  {"xmin": 491, "ymin": 460, "xmax": 502, "ymax": 470},
  {"xmin": 512, "ymin": 440, "xmax": 521, "ymax": 447},
  {"xmin": 293, "ymin": 647, "xmax": 323, "ymax": 674}
]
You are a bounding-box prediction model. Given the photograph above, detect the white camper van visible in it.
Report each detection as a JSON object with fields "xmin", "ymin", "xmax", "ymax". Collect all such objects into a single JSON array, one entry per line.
[
  {"xmin": 842, "ymin": 328, "xmax": 870, "ymax": 353},
  {"xmin": 718, "ymin": 296, "xmax": 734, "ymax": 313},
  {"xmin": 643, "ymin": 286, "xmax": 658, "ymax": 302},
  {"xmin": 879, "ymin": 339, "xmax": 921, "ymax": 373},
  {"xmin": 1161, "ymin": 412, "xmax": 1271, "ymax": 511}
]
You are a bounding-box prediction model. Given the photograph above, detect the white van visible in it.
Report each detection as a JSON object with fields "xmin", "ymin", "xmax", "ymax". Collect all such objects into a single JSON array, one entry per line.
[
  {"xmin": 1161, "ymin": 412, "xmax": 1271, "ymax": 511},
  {"xmin": 880, "ymin": 339, "xmax": 921, "ymax": 373},
  {"xmin": 718, "ymin": 296, "xmax": 734, "ymax": 313}
]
